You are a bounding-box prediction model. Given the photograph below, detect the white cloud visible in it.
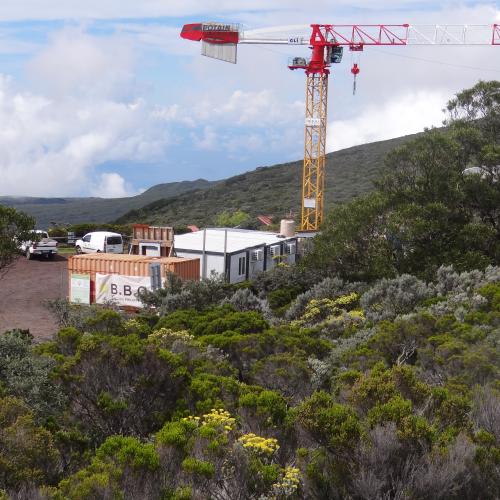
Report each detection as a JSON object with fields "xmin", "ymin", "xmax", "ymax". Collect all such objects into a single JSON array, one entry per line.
[
  {"xmin": 27, "ymin": 28, "xmax": 135, "ymax": 99},
  {"xmin": 91, "ymin": 172, "xmax": 136, "ymax": 197},
  {"xmin": 328, "ymin": 90, "xmax": 447, "ymax": 152},
  {"xmin": 0, "ymin": 76, "xmax": 173, "ymax": 196},
  {"xmin": 191, "ymin": 89, "xmax": 303, "ymax": 127},
  {"xmin": 0, "ymin": 31, "xmax": 177, "ymax": 197},
  {"xmin": 193, "ymin": 126, "xmax": 218, "ymax": 150}
]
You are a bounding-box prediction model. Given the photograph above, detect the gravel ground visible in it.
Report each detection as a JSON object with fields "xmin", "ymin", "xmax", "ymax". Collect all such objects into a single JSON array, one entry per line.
[{"xmin": 0, "ymin": 254, "xmax": 68, "ymax": 341}]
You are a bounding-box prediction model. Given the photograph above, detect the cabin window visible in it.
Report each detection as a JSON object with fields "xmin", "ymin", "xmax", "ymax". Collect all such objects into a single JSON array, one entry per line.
[{"xmin": 238, "ymin": 256, "xmax": 246, "ymax": 276}]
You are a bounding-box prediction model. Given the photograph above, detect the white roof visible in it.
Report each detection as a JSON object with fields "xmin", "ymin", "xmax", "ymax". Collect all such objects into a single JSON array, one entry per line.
[{"xmin": 174, "ymin": 228, "xmax": 295, "ymax": 254}]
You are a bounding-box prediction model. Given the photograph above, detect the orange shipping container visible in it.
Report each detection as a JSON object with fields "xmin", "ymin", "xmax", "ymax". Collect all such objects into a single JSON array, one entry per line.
[{"xmin": 68, "ymin": 253, "xmax": 200, "ymax": 304}]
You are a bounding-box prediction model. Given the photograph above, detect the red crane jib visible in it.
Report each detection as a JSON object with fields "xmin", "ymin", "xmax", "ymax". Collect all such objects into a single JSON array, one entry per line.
[{"xmin": 181, "ymin": 23, "xmax": 239, "ymax": 44}]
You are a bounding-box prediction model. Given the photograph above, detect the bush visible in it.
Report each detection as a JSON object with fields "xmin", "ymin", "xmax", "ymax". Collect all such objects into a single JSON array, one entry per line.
[
  {"xmin": 140, "ymin": 272, "xmax": 234, "ymax": 314},
  {"xmin": 221, "ymin": 288, "xmax": 273, "ymax": 320},
  {"xmin": 0, "ymin": 330, "xmax": 64, "ymax": 418},
  {"xmin": 0, "ymin": 205, "xmax": 35, "ymax": 270},
  {"xmin": 0, "ymin": 397, "xmax": 60, "ymax": 490},
  {"xmin": 286, "ymin": 276, "xmax": 365, "ymax": 321},
  {"xmin": 434, "ymin": 265, "xmax": 500, "ymax": 296},
  {"xmin": 295, "ymin": 391, "xmax": 361, "ymax": 452},
  {"xmin": 360, "ymin": 274, "xmax": 433, "ymax": 322}
]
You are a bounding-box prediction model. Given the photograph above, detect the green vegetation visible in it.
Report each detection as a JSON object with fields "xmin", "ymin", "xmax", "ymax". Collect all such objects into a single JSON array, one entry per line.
[
  {"xmin": 0, "ymin": 81, "xmax": 499, "ymax": 499},
  {"xmin": 215, "ymin": 210, "xmax": 252, "ymax": 228}
]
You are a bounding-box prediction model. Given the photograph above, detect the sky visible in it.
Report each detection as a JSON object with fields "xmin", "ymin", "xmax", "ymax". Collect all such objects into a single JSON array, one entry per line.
[{"xmin": 0, "ymin": 1, "xmax": 499, "ymax": 197}]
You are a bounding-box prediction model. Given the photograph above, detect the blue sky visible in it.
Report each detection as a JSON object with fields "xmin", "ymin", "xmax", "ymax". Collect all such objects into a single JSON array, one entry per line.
[{"xmin": 0, "ymin": 1, "xmax": 499, "ymax": 197}]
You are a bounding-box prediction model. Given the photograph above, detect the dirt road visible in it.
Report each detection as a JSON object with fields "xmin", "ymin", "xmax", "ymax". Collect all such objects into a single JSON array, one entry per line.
[{"xmin": 0, "ymin": 255, "xmax": 68, "ymax": 341}]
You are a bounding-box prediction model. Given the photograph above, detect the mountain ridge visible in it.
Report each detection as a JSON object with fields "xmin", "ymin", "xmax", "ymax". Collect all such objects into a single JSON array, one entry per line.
[{"xmin": 0, "ymin": 179, "xmax": 215, "ymax": 228}]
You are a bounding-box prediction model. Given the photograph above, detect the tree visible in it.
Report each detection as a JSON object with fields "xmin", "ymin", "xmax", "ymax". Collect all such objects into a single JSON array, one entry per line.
[
  {"xmin": 445, "ymin": 79, "xmax": 500, "ymax": 142},
  {"xmin": 301, "ymin": 192, "xmax": 395, "ymax": 281},
  {"xmin": 0, "ymin": 205, "xmax": 35, "ymax": 271},
  {"xmin": 215, "ymin": 210, "xmax": 251, "ymax": 228}
]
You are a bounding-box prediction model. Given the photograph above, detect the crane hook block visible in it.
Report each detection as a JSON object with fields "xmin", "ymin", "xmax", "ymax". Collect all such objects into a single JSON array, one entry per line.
[{"xmin": 351, "ymin": 64, "xmax": 360, "ymax": 95}]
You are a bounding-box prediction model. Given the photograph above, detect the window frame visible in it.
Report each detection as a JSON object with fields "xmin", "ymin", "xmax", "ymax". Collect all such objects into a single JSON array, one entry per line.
[{"xmin": 238, "ymin": 256, "xmax": 246, "ymax": 276}]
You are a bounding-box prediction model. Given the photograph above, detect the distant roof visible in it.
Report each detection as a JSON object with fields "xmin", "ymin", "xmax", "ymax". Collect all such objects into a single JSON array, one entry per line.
[
  {"xmin": 257, "ymin": 215, "xmax": 273, "ymax": 226},
  {"xmin": 174, "ymin": 228, "xmax": 294, "ymax": 254}
]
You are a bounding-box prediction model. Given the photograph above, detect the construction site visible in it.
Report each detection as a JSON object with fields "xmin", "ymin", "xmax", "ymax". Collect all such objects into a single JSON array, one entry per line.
[
  {"xmin": 1, "ymin": 5, "xmax": 499, "ymax": 498},
  {"xmin": 62, "ymin": 21, "xmax": 500, "ymax": 306}
]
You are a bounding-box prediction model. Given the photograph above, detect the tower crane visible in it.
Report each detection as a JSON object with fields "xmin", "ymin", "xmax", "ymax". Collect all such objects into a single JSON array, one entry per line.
[{"xmin": 181, "ymin": 22, "xmax": 500, "ymax": 232}]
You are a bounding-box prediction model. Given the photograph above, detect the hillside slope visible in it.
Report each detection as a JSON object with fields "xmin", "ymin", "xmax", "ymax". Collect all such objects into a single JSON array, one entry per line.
[
  {"xmin": 0, "ymin": 179, "xmax": 214, "ymax": 228},
  {"xmin": 118, "ymin": 133, "xmax": 420, "ymax": 227}
]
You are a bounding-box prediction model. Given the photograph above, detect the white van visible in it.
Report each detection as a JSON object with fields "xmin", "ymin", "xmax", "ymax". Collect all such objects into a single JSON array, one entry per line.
[{"xmin": 75, "ymin": 232, "xmax": 123, "ymax": 254}]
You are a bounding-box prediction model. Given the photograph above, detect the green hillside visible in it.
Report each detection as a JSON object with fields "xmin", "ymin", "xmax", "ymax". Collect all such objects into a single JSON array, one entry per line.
[
  {"xmin": 0, "ymin": 179, "xmax": 214, "ymax": 228},
  {"xmin": 117, "ymin": 133, "xmax": 421, "ymax": 227}
]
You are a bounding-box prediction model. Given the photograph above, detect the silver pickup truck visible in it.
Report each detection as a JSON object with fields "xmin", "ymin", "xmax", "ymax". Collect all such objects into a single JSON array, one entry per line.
[{"xmin": 20, "ymin": 230, "xmax": 58, "ymax": 260}]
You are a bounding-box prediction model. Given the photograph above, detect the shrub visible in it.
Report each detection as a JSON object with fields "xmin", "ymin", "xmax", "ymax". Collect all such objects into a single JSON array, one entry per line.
[
  {"xmin": 238, "ymin": 389, "xmax": 288, "ymax": 426},
  {"xmin": 471, "ymin": 386, "xmax": 500, "ymax": 440},
  {"xmin": 0, "ymin": 397, "xmax": 60, "ymax": 490},
  {"xmin": 286, "ymin": 276, "xmax": 365, "ymax": 321},
  {"xmin": 295, "ymin": 392, "xmax": 361, "ymax": 452},
  {"xmin": 96, "ymin": 436, "xmax": 160, "ymax": 471},
  {"xmin": 221, "ymin": 288, "xmax": 273, "ymax": 319},
  {"xmin": 156, "ymin": 420, "xmax": 197, "ymax": 449},
  {"xmin": 250, "ymin": 353, "xmax": 313, "ymax": 403},
  {"xmin": 57, "ymin": 436, "xmax": 160, "ymax": 499},
  {"xmin": 52, "ymin": 328, "xmax": 190, "ymax": 443},
  {"xmin": 139, "ymin": 272, "xmax": 234, "ymax": 314},
  {"xmin": 360, "ymin": 274, "xmax": 433, "ymax": 322},
  {"xmin": 181, "ymin": 457, "xmax": 215, "ymax": 478},
  {"xmin": 434, "ymin": 265, "xmax": 500, "ymax": 297},
  {"xmin": 0, "ymin": 330, "xmax": 64, "ymax": 418}
]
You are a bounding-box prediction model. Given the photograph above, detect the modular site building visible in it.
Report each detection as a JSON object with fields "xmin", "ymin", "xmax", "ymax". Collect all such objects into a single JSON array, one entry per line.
[{"xmin": 174, "ymin": 228, "xmax": 298, "ymax": 283}]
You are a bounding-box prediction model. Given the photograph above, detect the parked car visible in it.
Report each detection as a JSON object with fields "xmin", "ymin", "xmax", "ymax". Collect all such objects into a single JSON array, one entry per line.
[
  {"xmin": 75, "ymin": 232, "xmax": 124, "ymax": 254},
  {"xmin": 20, "ymin": 230, "xmax": 58, "ymax": 260}
]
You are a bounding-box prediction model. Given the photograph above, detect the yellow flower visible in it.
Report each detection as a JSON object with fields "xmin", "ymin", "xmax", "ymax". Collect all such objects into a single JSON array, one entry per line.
[{"xmin": 238, "ymin": 434, "xmax": 280, "ymax": 455}]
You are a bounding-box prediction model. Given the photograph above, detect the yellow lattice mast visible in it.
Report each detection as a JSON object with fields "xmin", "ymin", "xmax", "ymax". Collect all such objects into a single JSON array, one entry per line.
[{"xmin": 302, "ymin": 73, "xmax": 328, "ymax": 231}]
